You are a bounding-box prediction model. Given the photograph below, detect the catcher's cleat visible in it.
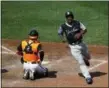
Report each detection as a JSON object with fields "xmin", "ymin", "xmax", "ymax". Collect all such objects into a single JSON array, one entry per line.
[
  {"xmin": 86, "ymin": 77, "xmax": 93, "ymax": 84},
  {"xmin": 23, "ymin": 70, "xmax": 29, "ymax": 80},
  {"xmin": 29, "ymin": 71, "xmax": 35, "ymax": 80},
  {"xmin": 44, "ymin": 68, "xmax": 48, "ymax": 77},
  {"xmin": 83, "ymin": 58, "xmax": 90, "ymax": 66}
]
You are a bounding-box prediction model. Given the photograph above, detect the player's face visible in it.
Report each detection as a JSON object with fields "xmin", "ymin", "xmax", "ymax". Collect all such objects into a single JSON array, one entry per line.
[{"xmin": 66, "ymin": 16, "xmax": 73, "ymax": 24}]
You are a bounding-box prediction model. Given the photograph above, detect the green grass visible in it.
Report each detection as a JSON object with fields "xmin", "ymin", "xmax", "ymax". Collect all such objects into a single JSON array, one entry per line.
[{"xmin": 1, "ymin": 1, "xmax": 108, "ymax": 45}]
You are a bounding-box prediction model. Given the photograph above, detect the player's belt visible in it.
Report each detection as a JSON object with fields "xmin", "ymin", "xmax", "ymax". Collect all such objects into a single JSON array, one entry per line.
[
  {"xmin": 71, "ymin": 40, "xmax": 82, "ymax": 45},
  {"xmin": 24, "ymin": 61, "xmax": 38, "ymax": 64}
]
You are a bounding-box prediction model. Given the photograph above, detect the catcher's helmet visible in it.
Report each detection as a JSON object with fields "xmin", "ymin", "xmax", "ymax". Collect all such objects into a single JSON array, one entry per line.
[
  {"xmin": 29, "ymin": 29, "xmax": 39, "ymax": 36},
  {"xmin": 65, "ymin": 11, "xmax": 74, "ymax": 19}
]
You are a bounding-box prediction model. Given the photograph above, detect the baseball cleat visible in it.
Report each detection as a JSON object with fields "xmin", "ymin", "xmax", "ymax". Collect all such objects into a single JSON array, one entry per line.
[
  {"xmin": 29, "ymin": 71, "xmax": 35, "ymax": 80},
  {"xmin": 44, "ymin": 68, "xmax": 48, "ymax": 77},
  {"xmin": 86, "ymin": 77, "xmax": 93, "ymax": 84},
  {"xmin": 84, "ymin": 58, "xmax": 90, "ymax": 66},
  {"xmin": 23, "ymin": 70, "xmax": 29, "ymax": 80}
]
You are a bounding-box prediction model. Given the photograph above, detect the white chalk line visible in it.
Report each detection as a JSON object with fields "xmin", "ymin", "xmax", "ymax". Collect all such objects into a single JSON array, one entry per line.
[
  {"xmin": 88, "ymin": 60, "xmax": 107, "ymax": 71},
  {"xmin": 90, "ymin": 59, "xmax": 107, "ymax": 62},
  {"xmin": 6, "ymin": 80, "xmax": 21, "ymax": 86},
  {"xmin": 11, "ymin": 80, "xmax": 21, "ymax": 85},
  {"xmin": 42, "ymin": 61, "xmax": 49, "ymax": 65},
  {"xmin": 2, "ymin": 45, "xmax": 108, "ymax": 71},
  {"xmin": 1, "ymin": 51, "xmax": 15, "ymax": 55},
  {"xmin": 1, "ymin": 46, "xmax": 16, "ymax": 54}
]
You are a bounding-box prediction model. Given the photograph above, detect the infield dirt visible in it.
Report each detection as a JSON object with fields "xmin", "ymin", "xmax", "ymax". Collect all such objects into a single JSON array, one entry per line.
[{"xmin": 1, "ymin": 39, "xmax": 108, "ymax": 87}]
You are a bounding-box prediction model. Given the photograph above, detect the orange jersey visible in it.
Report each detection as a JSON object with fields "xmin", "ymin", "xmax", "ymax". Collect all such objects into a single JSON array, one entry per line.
[{"xmin": 21, "ymin": 40, "xmax": 40, "ymax": 62}]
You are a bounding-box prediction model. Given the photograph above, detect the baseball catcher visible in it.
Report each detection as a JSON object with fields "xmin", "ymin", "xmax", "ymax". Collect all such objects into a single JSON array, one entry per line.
[
  {"xmin": 17, "ymin": 29, "xmax": 48, "ymax": 80},
  {"xmin": 58, "ymin": 11, "xmax": 93, "ymax": 84}
]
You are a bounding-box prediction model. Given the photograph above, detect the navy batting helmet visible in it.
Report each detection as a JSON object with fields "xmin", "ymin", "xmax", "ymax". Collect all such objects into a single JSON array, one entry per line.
[{"xmin": 65, "ymin": 11, "xmax": 74, "ymax": 19}]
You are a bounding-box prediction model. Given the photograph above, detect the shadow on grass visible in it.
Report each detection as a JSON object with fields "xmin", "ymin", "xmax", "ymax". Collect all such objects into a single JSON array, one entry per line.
[{"xmin": 78, "ymin": 71, "xmax": 107, "ymax": 78}]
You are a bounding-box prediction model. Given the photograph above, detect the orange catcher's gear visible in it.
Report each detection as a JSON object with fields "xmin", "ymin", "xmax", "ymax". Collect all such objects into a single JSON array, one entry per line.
[{"xmin": 21, "ymin": 40, "xmax": 40, "ymax": 62}]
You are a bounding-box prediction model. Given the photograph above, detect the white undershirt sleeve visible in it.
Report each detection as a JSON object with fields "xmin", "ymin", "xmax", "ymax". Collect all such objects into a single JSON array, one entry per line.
[{"xmin": 80, "ymin": 22, "xmax": 86, "ymax": 30}]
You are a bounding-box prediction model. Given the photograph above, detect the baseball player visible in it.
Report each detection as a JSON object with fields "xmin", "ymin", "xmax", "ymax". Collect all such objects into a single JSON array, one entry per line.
[
  {"xmin": 58, "ymin": 11, "xmax": 93, "ymax": 84},
  {"xmin": 17, "ymin": 29, "xmax": 48, "ymax": 80}
]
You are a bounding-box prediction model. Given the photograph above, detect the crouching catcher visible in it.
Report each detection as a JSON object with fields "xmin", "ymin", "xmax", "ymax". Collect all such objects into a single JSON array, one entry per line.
[{"xmin": 17, "ymin": 29, "xmax": 48, "ymax": 80}]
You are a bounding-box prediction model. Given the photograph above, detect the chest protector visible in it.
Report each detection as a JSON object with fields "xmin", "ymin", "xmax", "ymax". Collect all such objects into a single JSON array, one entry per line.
[
  {"xmin": 21, "ymin": 40, "xmax": 40, "ymax": 62},
  {"xmin": 24, "ymin": 42, "xmax": 33, "ymax": 54}
]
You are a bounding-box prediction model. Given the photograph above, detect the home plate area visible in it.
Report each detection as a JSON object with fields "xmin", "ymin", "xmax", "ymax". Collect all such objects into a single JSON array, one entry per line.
[
  {"xmin": 45, "ymin": 56, "xmax": 107, "ymax": 75},
  {"xmin": 1, "ymin": 45, "xmax": 108, "ymax": 87},
  {"xmin": 2, "ymin": 46, "xmax": 106, "ymax": 76}
]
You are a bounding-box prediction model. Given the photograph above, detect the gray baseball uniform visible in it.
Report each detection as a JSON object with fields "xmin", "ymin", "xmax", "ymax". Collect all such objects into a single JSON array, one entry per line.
[{"xmin": 58, "ymin": 20, "xmax": 91, "ymax": 79}]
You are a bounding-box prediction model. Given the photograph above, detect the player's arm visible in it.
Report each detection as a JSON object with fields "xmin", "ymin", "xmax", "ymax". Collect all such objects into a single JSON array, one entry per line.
[
  {"xmin": 17, "ymin": 43, "xmax": 23, "ymax": 56},
  {"xmin": 58, "ymin": 26, "xmax": 66, "ymax": 42},
  {"xmin": 80, "ymin": 22, "xmax": 87, "ymax": 35},
  {"xmin": 37, "ymin": 44, "xmax": 44, "ymax": 62},
  {"xmin": 75, "ymin": 22, "xmax": 87, "ymax": 39}
]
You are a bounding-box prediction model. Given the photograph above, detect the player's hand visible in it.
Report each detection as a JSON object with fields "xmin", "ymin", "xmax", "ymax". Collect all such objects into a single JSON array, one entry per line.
[
  {"xmin": 62, "ymin": 39, "xmax": 66, "ymax": 43},
  {"xmin": 62, "ymin": 40, "xmax": 66, "ymax": 43},
  {"xmin": 38, "ymin": 61, "xmax": 41, "ymax": 65},
  {"xmin": 16, "ymin": 51, "xmax": 23, "ymax": 56},
  {"xmin": 74, "ymin": 33, "xmax": 82, "ymax": 40}
]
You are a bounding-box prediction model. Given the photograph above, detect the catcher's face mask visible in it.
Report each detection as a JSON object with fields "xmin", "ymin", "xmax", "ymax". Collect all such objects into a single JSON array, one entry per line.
[{"xmin": 29, "ymin": 35, "xmax": 38, "ymax": 41}]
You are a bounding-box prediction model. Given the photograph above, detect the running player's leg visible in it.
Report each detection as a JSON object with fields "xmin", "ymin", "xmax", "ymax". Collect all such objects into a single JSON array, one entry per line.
[
  {"xmin": 69, "ymin": 44, "xmax": 91, "ymax": 78},
  {"xmin": 80, "ymin": 42, "xmax": 91, "ymax": 66},
  {"xmin": 81, "ymin": 42, "xmax": 91, "ymax": 60}
]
